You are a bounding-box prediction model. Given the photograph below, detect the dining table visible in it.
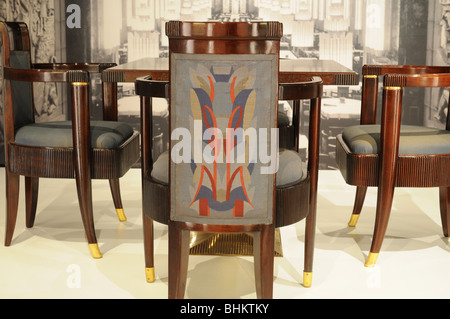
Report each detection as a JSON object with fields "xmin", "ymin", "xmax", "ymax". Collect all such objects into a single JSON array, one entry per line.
[
  {"xmin": 101, "ymin": 57, "xmax": 359, "ymax": 257},
  {"xmin": 101, "ymin": 57, "xmax": 359, "ymax": 120},
  {"xmin": 102, "ymin": 56, "xmax": 358, "ymax": 88}
]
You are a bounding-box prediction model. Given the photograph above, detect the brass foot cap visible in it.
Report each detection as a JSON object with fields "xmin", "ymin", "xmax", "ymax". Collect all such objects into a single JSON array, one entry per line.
[
  {"xmin": 303, "ymin": 272, "xmax": 313, "ymax": 288},
  {"xmin": 348, "ymin": 214, "xmax": 360, "ymax": 227},
  {"xmin": 365, "ymin": 253, "xmax": 379, "ymax": 268},
  {"xmin": 146, "ymin": 267, "xmax": 155, "ymax": 283},
  {"xmin": 116, "ymin": 209, "xmax": 127, "ymax": 222},
  {"xmin": 89, "ymin": 243, "xmax": 103, "ymax": 259}
]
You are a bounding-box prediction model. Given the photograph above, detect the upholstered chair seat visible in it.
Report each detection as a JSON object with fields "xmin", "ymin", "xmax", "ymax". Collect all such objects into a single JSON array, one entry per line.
[
  {"xmin": 15, "ymin": 121, "xmax": 134, "ymax": 149},
  {"xmin": 277, "ymin": 108, "xmax": 291, "ymax": 127},
  {"xmin": 342, "ymin": 125, "xmax": 450, "ymax": 155}
]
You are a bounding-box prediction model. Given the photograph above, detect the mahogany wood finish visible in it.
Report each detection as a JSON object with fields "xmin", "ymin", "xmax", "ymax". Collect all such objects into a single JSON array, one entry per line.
[
  {"xmin": 136, "ymin": 22, "xmax": 322, "ymax": 297},
  {"xmin": 175, "ymin": 20, "xmax": 282, "ymax": 300},
  {"xmin": 166, "ymin": 21, "xmax": 283, "ymax": 299},
  {"xmin": 336, "ymin": 64, "xmax": 450, "ymax": 266},
  {"xmin": 1, "ymin": 22, "xmax": 139, "ymax": 256}
]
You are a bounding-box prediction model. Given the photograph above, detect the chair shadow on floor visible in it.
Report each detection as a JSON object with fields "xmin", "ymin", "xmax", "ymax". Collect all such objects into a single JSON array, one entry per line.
[
  {"xmin": 3, "ymin": 176, "xmax": 148, "ymax": 255},
  {"xmin": 155, "ymin": 255, "xmax": 307, "ymax": 299},
  {"xmin": 307, "ymin": 187, "xmax": 450, "ymax": 265}
]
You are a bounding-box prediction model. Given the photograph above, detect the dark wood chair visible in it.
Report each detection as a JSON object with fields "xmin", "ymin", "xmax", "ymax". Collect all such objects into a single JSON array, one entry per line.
[
  {"xmin": 336, "ymin": 64, "xmax": 450, "ymax": 267},
  {"xmin": 136, "ymin": 20, "xmax": 322, "ymax": 299},
  {"xmin": 1, "ymin": 22, "xmax": 140, "ymax": 258}
]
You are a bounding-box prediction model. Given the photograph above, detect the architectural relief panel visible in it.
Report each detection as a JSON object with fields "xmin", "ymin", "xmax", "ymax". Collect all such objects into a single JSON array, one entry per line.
[{"xmin": 0, "ymin": 0, "xmax": 64, "ymax": 123}]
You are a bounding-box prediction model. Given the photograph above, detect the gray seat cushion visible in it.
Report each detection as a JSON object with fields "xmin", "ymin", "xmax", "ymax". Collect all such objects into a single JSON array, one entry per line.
[
  {"xmin": 15, "ymin": 120, "xmax": 134, "ymax": 149},
  {"xmin": 276, "ymin": 149, "xmax": 303, "ymax": 186},
  {"xmin": 151, "ymin": 151, "xmax": 170, "ymax": 185},
  {"xmin": 342, "ymin": 124, "xmax": 450, "ymax": 155},
  {"xmin": 151, "ymin": 148, "xmax": 303, "ymax": 187},
  {"xmin": 278, "ymin": 109, "xmax": 290, "ymax": 127}
]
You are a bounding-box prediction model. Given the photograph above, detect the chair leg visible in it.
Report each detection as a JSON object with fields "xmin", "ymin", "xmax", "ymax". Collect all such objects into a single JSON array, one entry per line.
[
  {"xmin": 71, "ymin": 80, "xmax": 101, "ymax": 258},
  {"xmin": 366, "ymin": 183, "xmax": 396, "ymax": 268},
  {"xmin": 109, "ymin": 179, "xmax": 127, "ymax": 222},
  {"xmin": 349, "ymin": 186, "xmax": 368, "ymax": 227},
  {"xmin": 439, "ymin": 187, "xmax": 450, "ymax": 237},
  {"xmin": 143, "ymin": 213, "xmax": 155, "ymax": 283},
  {"xmin": 5, "ymin": 170, "xmax": 20, "ymax": 246},
  {"xmin": 253, "ymin": 224, "xmax": 274, "ymax": 299},
  {"xmin": 303, "ymin": 203, "xmax": 317, "ymax": 288},
  {"xmin": 168, "ymin": 221, "xmax": 190, "ymax": 299},
  {"xmin": 25, "ymin": 177, "xmax": 39, "ymax": 228},
  {"xmin": 74, "ymin": 159, "xmax": 101, "ymax": 259},
  {"xmin": 366, "ymin": 84, "xmax": 401, "ymax": 267}
]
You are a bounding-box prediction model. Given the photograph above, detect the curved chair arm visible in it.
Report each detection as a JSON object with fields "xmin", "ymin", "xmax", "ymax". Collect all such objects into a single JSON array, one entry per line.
[
  {"xmin": 135, "ymin": 76, "xmax": 323, "ymax": 104},
  {"xmin": 2, "ymin": 68, "xmax": 91, "ymax": 148},
  {"xmin": 135, "ymin": 76, "xmax": 170, "ymax": 98},
  {"xmin": 134, "ymin": 76, "xmax": 325, "ymax": 174},
  {"xmin": 135, "ymin": 77, "xmax": 324, "ymax": 154},
  {"xmin": 361, "ymin": 64, "xmax": 450, "ymax": 125},
  {"xmin": 278, "ymin": 78, "xmax": 323, "ymax": 157},
  {"xmin": 278, "ymin": 76, "xmax": 323, "ymax": 100},
  {"xmin": 30, "ymin": 63, "xmax": 117, "ymax": 120},
  {"xmin": 379, "ymin": 71, "xmax": 450, "ymax": 133},
  {"xmin": 360, "ymin": 70, "xmax": 450, "ymax": 170},
  {"xmin": 380, "ymin": 72, "xmax": 450, "ymax": 136}
]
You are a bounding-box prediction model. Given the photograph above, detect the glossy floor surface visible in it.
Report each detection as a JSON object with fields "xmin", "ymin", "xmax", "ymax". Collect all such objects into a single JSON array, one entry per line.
[{"xmin": 0, "ymin": 168, "xmax": 449, "ymax": 299}]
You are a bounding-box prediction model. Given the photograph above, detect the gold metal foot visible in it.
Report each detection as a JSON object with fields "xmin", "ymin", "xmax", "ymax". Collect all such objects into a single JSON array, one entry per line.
[
  {"xmin": 303, "ymin": 272, "xmax": 313, "ymax": 288},
  {"xmin": 348, "ymin": 214, "xmax": 360, "ymax": 227},
  {"xmin": 89, "ymin": 243, "xmax": 103, "ymax": 259},
  {"xmin": 116, "ymin": 208, "xmax": 127, "ymax": 222},
  {"xmin": 365, "ymin": 253, "xmax": 379, "ymax": 268},
  {"xmin": 146, "ymin": 267, "xmax": 155, "ymax": 283}
]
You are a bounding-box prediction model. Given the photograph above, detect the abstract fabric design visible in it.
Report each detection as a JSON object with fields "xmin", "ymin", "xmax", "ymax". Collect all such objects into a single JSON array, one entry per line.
[{"xmin": 171, "ymin": 54, "xmax": 277, "ymax": 225}]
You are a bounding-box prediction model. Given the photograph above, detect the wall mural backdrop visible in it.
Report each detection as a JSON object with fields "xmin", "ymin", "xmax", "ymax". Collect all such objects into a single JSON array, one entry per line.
[{"xmin": 1, "ymin": 0, "xmax": 449, "ymax": 169}]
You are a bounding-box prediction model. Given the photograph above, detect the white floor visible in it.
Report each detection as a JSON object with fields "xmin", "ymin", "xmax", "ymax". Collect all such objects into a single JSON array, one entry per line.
[{"xmin": 0, "ymin": 167, "xmax": 449, "ymax": 299}]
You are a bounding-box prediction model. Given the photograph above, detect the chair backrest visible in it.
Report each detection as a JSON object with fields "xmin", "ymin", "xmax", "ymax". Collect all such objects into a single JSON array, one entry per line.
[
  {"xmin": 361, "ymin": 64, "xmax": 450, "ymax": 127},
  {"xmin": 0, "ymin": 22, "xmax": 35, "ymax": 132},
  {"xmin": 167, "ymin": 21, "xmax": 282, "ymax": 226}
]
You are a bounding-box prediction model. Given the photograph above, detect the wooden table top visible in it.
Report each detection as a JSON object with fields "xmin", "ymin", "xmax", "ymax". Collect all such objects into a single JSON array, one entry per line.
[{"xmin": 103, "ymin": 57, "xmax": 359, "ymax": 86}]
